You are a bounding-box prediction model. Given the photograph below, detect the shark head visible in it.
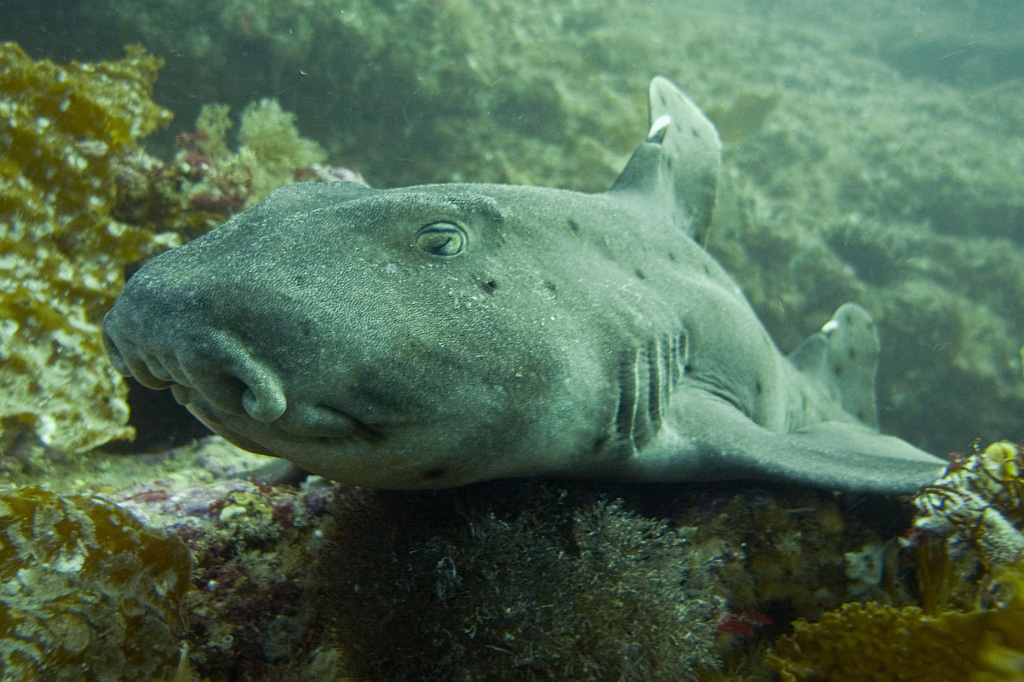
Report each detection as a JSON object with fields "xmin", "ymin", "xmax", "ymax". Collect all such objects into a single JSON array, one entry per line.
[{"xmin": 103, "ymin": 180, "xmax": 631, "ymax": 488}]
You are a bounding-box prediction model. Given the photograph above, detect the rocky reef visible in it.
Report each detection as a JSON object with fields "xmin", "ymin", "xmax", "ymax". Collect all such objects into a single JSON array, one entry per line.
[
  {"xmin": 0, "ymin": 43, "xmax": 345, "ymax": 471},
  {"xmin": 1, "ymin": 1, "xmax": 1022, "ymax": 680},
  {"xmin": 1, "ymin": 435, "xmax": 917, "ymax": 681}
]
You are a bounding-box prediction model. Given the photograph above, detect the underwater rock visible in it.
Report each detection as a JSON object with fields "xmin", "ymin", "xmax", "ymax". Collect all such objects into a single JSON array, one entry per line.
[
  {"xmin": 68, "ymin": 0, "xmax": 645, "ymax": 192},
  {"xmin": 0, "ymin": 42, "xmax": 174, "ymax": 458},
  {"xmin": 96, "ymin": 445, "xmax": 339, "ymax": 680},
  {"xmin": 0, "ymin": 486, "xmax": 191, "ymax": 681}
]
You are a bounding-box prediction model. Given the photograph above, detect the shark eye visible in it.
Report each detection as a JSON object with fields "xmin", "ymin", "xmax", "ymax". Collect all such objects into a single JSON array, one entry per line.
[{"xmin": 415, "ymin": 222, "xmax": 466, "ymax": 256}]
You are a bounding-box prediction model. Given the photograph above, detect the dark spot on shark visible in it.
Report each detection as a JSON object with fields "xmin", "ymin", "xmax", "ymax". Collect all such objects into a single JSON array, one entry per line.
[
  {"xmin": 849, "ymin": 348, "xmax": 856, "ymax": 360},
  {"xmin": 543, "ymin": 280, "xmax": 557, "ymax": 294},
  {"xmin": 478, "ymin": 278, "xmax": 498, "ymax": 294},
  {"xmin": 567, "ymin": 218, "xmax": 580, "ymax": 233},
  {"xmin": 634, "ymin": 269, "xmax": 647, "ymax": 280},
  {"xmin": 667, "ymin": 252, "xmax": 677, "ymax": 262},
  {"xmin": 755, "ymin": 380, "xmax": 763, "ymax": 395},
  {"xmin": 834, "ymin": 365, "xmax": 843, "ymax": 376},
  {"xmin": 421, "ymin": 467, "xmax": 447, "ymax": 481}
]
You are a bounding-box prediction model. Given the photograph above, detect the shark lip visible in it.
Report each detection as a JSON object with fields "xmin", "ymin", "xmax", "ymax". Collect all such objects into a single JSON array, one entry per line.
[
  {"xmin": 269, "ymin": 414, "xmax": 385, "ymax": 442},
  {"xmin": 171, "ymin": 384, "xmax": 385, "ymax": 445}
]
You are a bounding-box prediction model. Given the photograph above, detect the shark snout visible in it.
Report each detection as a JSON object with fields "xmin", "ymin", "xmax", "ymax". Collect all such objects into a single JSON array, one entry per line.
[
  {"xmin": 102, "ymin": 311, "xmax": 288, "ymax": 425},
  {"xmin": 101, "ymin": 293, "xmax": 372, "ymax": 448}
]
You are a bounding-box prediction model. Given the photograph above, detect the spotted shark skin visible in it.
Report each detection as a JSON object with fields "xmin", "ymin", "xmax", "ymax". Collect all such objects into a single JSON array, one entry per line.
[{"xmin": 103, "ymin": 77, "xmax": 946, "ymax": 492}]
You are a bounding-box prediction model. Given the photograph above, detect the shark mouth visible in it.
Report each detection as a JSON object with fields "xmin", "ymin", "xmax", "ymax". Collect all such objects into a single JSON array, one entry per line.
[
  {"xmin": 170, "ymin": 382, "xmax": 385, "ymax": 457},
  {"xmin": 103, "ymin": 323, "xmax": 384, "ymax": 451}
]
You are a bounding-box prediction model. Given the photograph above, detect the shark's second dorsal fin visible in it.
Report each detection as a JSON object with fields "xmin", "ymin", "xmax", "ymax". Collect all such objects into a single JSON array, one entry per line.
[
  {"xmin": 608, "ymin": 76, "xmax": 721, "ymax": 242},
  {"xmin": 788, "ymin": 303, "xmax": 880, "ymax": 428}
]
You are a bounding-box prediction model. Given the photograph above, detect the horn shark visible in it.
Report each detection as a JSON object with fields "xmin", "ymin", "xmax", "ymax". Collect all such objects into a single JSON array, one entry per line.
[{"xmin": 102, "ymin": 77, "xmax": 946, "ymax": 493}]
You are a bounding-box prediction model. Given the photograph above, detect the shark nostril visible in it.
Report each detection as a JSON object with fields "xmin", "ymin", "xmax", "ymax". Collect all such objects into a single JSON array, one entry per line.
[
  {"xmin": 178, "ymin": 365, "xmax": 246, "ymax": 417},
  {"xmin": 143, "ymin": 352, "xmax": 172, "ymax": 382},
  {"xmin": 234, "ymin": 359, "xmax": 288, "ymax": 423},
  {"xmin": 120, "ymin": 349, "xmax": 172, "ymax": 389},
  {"xmin": 242, "ymin": 384, "xmax": 288, "ymax": 423}
]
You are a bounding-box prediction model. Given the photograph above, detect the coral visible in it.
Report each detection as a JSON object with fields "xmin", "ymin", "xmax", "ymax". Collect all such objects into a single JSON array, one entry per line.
[
  {"xmin": 0, "ymin": 486, "xmax": 192, "ymax": 681},
  {"xmin": 0, "ymin": 42, "xmax": 174, "ymax": 458},
  {"xmin": 908, "ymin": 441, "xmax": 1024, "ymax": 612}
]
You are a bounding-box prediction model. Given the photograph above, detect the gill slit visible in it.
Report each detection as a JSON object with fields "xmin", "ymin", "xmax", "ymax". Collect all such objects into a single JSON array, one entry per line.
[{"xmin": 613, "ymin": 331, "xmax": 689, "ymax": 452}]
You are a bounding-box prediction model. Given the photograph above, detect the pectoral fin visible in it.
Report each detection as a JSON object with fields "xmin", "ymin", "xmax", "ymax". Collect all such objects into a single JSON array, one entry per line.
[{"xmin": 628, "ymin": 389, "xmax": 946, "ymax": 494}]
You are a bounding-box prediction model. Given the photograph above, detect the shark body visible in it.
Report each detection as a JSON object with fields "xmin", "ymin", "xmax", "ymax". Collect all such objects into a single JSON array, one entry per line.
[{"xmin": 103, "ymin": 77, "xmax": 945, "ymax": 492}]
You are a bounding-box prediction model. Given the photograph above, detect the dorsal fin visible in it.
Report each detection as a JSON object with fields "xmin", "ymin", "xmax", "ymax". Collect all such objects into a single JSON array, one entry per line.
[
  {"xmin": 608, "ymin": 76, "xmax": 721, "ymax": 242},
  {"xmin": 788, "ymin": 303, "xmax": 880, "ymax": 428}
]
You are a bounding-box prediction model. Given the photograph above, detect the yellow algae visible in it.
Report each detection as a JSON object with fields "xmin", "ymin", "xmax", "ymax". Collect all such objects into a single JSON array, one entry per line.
[
  {"xmin": 0, "ymin": 487, "xmax": 192, "ymax": 681},
  {"xmin": 0, "ymin": 42, "xmax": 174, "ymax": 457}
]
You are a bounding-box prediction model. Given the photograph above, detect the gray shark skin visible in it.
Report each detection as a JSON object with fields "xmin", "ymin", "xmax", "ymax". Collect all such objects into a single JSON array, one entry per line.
[{"xmin": 103, "ymin": 77, "xmax": 946, "ymax": 493}]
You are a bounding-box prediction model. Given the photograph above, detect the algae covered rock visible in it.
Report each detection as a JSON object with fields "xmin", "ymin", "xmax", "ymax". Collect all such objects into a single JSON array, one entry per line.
[
  {"xmin": 766, "ymin": 601, "xmax": 988, "ymax": 682},
  {"xmin": 766, "ymin": 560, "xmax": 1024, "ymax": 682},
  {"xmin": 0, "ymin": 42, "xmax": 174, "ymax": 457},
  {"xmin": 0, "ymin": 487, "xmax": 192, "ymax": 681},
  {"xmin": 767, "ymin": 442, "xmax": 1024, "ymax": 681},
  {"xmin": 312, "ymin": 483, "xmax": 724, "ymax": 681}
]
